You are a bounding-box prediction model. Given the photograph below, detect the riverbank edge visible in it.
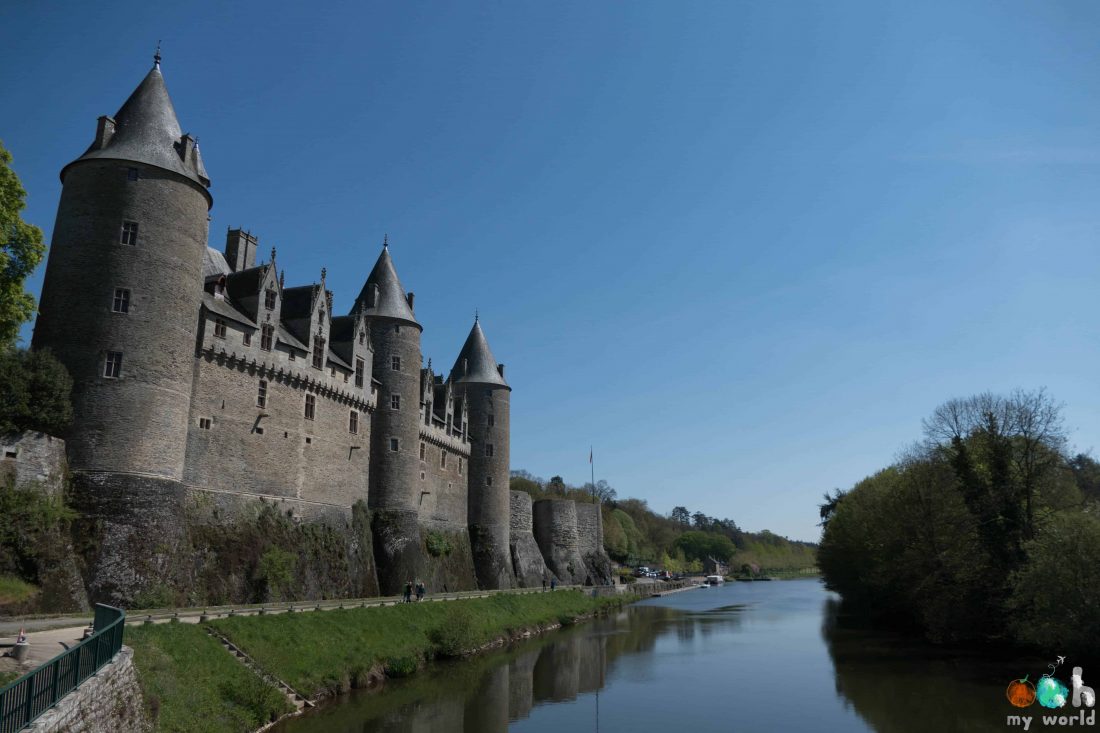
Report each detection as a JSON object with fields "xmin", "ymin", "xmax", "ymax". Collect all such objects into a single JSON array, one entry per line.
[
  {"xmin": 127, "ymin": 590, "xmax": 636, "ymax": 733},
  {"xmin": 256, "ymin": 591, "xmax": 638, "ymax": 732}
]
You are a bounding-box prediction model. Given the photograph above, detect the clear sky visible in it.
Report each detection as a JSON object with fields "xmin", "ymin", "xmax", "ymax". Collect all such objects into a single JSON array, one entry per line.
[{"xmin": 3, "ymin": 2, "xmax": 1098, "ymax": 542}]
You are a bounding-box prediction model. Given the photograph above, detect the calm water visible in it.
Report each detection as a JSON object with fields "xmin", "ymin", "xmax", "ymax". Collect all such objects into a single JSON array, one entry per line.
[{"xmin": 276, "ymin": 579, "xmax": 1059, "ymax": 732}]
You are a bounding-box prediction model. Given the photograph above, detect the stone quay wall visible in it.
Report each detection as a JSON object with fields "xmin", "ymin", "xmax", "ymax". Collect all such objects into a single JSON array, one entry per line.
[{"xmin": 26, "ymin": 646, "xmax": 149, "ymax": 733}]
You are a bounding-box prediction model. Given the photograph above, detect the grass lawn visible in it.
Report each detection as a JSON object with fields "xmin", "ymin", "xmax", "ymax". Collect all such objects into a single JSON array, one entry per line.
[
  {"xmin": 126, "ymin": 622, "xmax": 292, "ymax": 733},
  {"xmin": 0, "ymin": 575, "xmax": 38, "ymax": 606},
  {"xmin": 211, "ymin": 590, "xmax": 628, "ymax": 698}
]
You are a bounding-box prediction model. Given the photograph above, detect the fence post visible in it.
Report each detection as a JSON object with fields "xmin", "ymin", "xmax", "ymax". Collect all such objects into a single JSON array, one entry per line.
[
  {"xmin": 23, "ymin": 673, "xmax": 34, "ymax": 726},
  {"xmin": 50, "ymin": 661, "xmax": 60, "ymax": 709}
]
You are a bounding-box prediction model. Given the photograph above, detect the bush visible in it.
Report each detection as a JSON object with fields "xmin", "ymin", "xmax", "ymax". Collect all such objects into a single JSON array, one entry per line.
[
  {"xmin": 383, "ymin": 656, "xmax": 418, "ymax": 677},
  {"xmin": 425, "ymin": 530, "xmax": 453, "ymax": 557},
  {"xmin": 429, "ymin": 606, "xmax": 477, "ymax": 657},
  {"xmin": 0, "ymin": 348, "xmax": 72, "ymax": 435}
]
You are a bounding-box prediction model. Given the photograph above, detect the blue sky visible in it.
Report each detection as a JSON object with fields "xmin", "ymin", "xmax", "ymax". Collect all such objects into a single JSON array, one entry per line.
[{"xmin": 3, "ymin": 2, "xmax": 1098, "ymax": 541}]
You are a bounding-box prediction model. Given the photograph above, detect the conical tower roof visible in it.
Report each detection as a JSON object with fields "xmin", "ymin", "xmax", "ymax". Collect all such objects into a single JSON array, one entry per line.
[
  {"xmin": 352, "ymin": 244, "xmax": 420, "ymax": 327},
  {"xmin": 64, "ymin": 54, "xmax": 211, "ymax": 191},
  {"xmin": 449, "ymin": 318, "xmax": 509, "ymax": 389}
]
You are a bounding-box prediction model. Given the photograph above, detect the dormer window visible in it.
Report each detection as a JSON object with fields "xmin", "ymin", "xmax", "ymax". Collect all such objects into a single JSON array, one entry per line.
[
  {"xmin": 213, "ymin": 318, "xmax": 227, "ymax": 339},
  {"xmin": 260, "ymin": 324, "xmax": 274, "ymax": 351},
  {"xmin": 265, "ymin": 289, "xmax": 277, "ymax": 310},
  {"xmin": 318, "ymin": 309, "xmax": 325, "ymax": 325},
  {"xmin": 312, "ymin": 336, "xmax": 325, "ymax": 370},
  {"xmin": 355, "ymin": 358, "xmax": 364, "ymax": 388},
  {"xmin": 358, "ymin": 330, "xmax": 365, "ymax": 345}
]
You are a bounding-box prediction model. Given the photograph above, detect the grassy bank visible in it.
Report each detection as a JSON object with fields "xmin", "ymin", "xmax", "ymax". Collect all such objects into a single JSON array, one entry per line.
[
  {"xmin": 210, "ymin": 590, "xmax": 629, "ymax": 699},
  {"xmin": 126, "ymin": 623, "xmax": 293, "ymax": 733},
  {"xmin": 125, "ymin": 590, "xmax": 631, "ymax": 733}
]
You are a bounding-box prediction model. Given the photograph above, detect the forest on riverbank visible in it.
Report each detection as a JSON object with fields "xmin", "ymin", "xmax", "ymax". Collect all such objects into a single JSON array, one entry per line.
[
  {"xmin": 818, "ymin": 390, "xmax": 1100, "ymax": 655},
  {"xmin": 509, "ymin": 471, "xmax": 817, "ymax": 574}
]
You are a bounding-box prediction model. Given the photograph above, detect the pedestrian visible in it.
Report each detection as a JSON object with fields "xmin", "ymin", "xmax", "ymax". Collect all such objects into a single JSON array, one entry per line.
[
  {"xmin": 416, "ymin": 580, "xmax": 425, "ymax": 602},
  {"xmin": 403, "ymin": 580, "xmax": 413, "ymax": 603},
  {"xmin": 550, "ymin": 577, "xmax": 557, "ymax": 591},
  {"xmin": 542, "ymin": 572, "xmax": 547, "ymax": 590}
]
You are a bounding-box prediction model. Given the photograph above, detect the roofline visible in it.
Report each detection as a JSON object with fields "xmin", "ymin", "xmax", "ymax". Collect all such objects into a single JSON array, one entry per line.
[
  {"xmin": 359, "ymin": 312, "xmax": 423, "ymax": 332},
  {"xmin": 60, "ymin": 157, "xmax": 214, "ymax": 209}
]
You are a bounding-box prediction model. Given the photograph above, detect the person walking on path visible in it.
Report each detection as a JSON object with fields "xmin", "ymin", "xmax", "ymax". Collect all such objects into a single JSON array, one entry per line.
[
  {"xmin": 542, "ymin": 572, "xmax": 548, "ymax": 591},
  {"xmin": 415, "ymin": 580, "xmax": 425, "ymax": 602},
  {"xmin": 550, "ymin": 577, "xmax": 557, "ymax": 591},
  {"xmin": 403, "ymin": 580, "xmax": 413, "ymax": 603}
]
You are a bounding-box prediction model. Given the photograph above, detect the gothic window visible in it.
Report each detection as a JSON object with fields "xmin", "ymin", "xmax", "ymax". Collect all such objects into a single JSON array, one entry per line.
[
  {"xmin": 120, "ymin": 221, "xmax": 138, "ymax": 245},
  {"xmin": 390, "ymin": 438, "xmax": 400, "ymax": 452},
  {"xmin": 112, "ymin": 288, "xmax": 130, "ymax": 313},
  {"xmin": 391, "ymin": 356, "xmax": 401, "ymax": 371},
  {"xmin": 257, "ymin": 380, "xmax": 267, "ymax": 408},
  {"xmin": 349, "ymin": 410, "xmax": 359, "ymax": 434},
  {"xmin": 390, "ymin": 394, "xmax": 400, "ymax": 410},
  {"xmin": 214, "ymin": 318, "xmax": 227, "ymax": 339},
  {"xmin": 304, "ymin": 393, "xmax": 316, "ymax": 420},
  {"xmin": 103, "ymin": 351, "xmax": 123, "ymax": 378},
  {"xmin": 312, "ymin": 336, "xmax": 325, "ymax": 370},
  {"xmin": 260, "ymin": 324, "xmax": 274, "ymax": 351},
  {"xmin": 126, "ymin": 167, "xmax": 139, "ymax": 181},
  {"xmin": 265, "ymin": 289, "xmax": 277, "ymax": 310},
  {"xmin": 485, "ymin": 444, "xmax": 494, "ymax": 458},
  {"xmin": 441, "ymin": 449, "xmax": 447, "ymax": 469}
]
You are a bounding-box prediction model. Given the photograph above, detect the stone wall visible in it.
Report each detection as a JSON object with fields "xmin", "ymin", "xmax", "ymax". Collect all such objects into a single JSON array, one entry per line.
[
  {"xmin": 0, "ymin": 432, "xmax": 67, "ymax": 497},
  {"xmin": 508, "ymin": 491, "xmax": 553, "ymax": 587},
  {"xmin": 575, "ymin": 503, "xmax": 613, "ymax": 585},
  {"xmin": 531, "ymin": 499, "xmax": 588, "ymax": 585},
  {"xmin": 185, "ymin": 350, "xmax": 370, "ymax": 508},
  {"xmin": 27, "ymin": 646, "xmax": 149, "ymax": 733},
  {"xmin": 416, "ymin": 426, "xmax": 470, "ymax": 533}
]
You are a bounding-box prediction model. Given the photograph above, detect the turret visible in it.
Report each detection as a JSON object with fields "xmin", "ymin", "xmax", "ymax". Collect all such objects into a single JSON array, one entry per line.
[
  {"xmin": 33, "ymin": 52, "xmax": 212, "ymax": 479},
  {"xmin": 353, "ymin": 240, "xmax": 426, "ymax": 593},
  {"xmin": 450, "ymin": 316, "xmax": 515, "ymax": 589}
]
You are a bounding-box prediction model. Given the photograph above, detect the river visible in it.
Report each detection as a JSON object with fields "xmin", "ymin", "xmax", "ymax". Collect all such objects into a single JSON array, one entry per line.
[{"xmin": 275, "ymin": 579, "xmax": 1060, "ymax": 732}]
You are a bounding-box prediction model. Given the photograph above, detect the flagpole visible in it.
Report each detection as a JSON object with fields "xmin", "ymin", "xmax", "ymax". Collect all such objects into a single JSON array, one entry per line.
[{"xmin": 590, "ymin": 445, "xmax": 596, "ymax": 501}]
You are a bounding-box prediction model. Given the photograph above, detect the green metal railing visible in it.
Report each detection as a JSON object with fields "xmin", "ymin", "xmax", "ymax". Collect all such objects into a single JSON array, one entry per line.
[{"xmin": 0, "ymin": 604, "xmax": 125, "ymax": 733}]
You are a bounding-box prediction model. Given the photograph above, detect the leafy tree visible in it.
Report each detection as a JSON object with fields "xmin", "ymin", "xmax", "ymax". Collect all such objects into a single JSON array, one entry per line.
[
  {"xmin": 0, "ymin": 347, "xmax": 73, "ymax": 435},
  {"xmin": 673, "ymin": 530, "xmax": 735, "ymax": 563},
  {"xmin": 670, "ymin": 506, "xmax": 691, "ymax": 525},
  {"xmin": 0, "ymin": 140, "xmax": 46, "ymax": 346},
  {"xmin": 818, "ymin": 489, "xmax": 845, "ymax": 527}
]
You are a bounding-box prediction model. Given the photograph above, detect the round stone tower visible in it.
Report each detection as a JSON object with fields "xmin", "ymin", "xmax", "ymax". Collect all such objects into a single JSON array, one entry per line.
[
  {"xmin": 353, "ymin": 242, "xmax": 426, "ymax": 594},
  {"xmin": 451, "ymin": 317, "xmax": 515, "ymax": 589},
  {"xmin": 33, "ymin": 53, "xmax": 212, "ymax": 479}
]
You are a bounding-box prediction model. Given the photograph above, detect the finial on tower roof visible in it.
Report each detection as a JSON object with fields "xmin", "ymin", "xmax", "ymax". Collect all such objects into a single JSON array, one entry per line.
[
  {"xmin": 154, "ymin": 41, "xmax": 162, "ymax": 69},
  {"xmin": 321, "ymin": 267, "xmax": 327, "ymax": 281},
  {"xmin": 279, "ymin": 270, "xmax": 285, "ymax": 288},
  {"xmin": 383, "ymin": 233, "xmax": 388, "ymax": 248},
  {"xmin": 474, "ymin": 309, "xmax": 479, "ymax": 323},
  {"xmin": 270, "ymin": 246, "xmax": 276, "ymax": 262}
]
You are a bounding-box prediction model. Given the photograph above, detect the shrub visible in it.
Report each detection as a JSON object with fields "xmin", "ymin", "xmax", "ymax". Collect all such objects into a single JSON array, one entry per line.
[
  {"xmin": 383, "ymin": 655, "xmax": 418, "ymax": 677},
  {"xmin": 0, "ymin": 348, "xmax": 72, "ymax": 435},
  {"xmin": 428, "ymin": 606, "xmax": 478, "ymax": 657},
  {"xmin": 425, "ymin": 530, "xmax": 453, "ymax": 557}
]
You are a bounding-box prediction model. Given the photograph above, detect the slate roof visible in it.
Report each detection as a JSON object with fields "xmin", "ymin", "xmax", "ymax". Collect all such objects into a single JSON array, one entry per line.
[
  {"xmin": 449, "ymin": 320, "xmax": 509, "ymax": 389},
  {"xmin": 280, "ymin": 285, "xmax": 316, "ymax": 320},
  {"xmin": 224, "ymin": 265, "xmax": 267, "ymax": 302},
  {"xmin": 201, "ymin": 293, "xmax": 257, "ymax": 328},
  {"xmin": 202, "ymin": 248, "xmax": 231, "ymax": 279},
  {"xmin": 65, "ymin": 60, "xmax": 211, "ymax": 191},
  {"xmin": 352, "ymin": 246, "xmax": 419, "ymax": 326}
]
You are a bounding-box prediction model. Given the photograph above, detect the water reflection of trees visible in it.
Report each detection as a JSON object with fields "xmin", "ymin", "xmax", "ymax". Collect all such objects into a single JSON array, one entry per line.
[
  {"xmin": 277, "ymin": 599, "xmax": 747, "ymax": 732},
  {"xmin": 822, "ymin": 598, "xmax": 1048, "ymax": 733}
]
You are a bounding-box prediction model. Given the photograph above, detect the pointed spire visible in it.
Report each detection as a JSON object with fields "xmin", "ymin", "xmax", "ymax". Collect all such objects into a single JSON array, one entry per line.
[
  {"xmin": 64, "ymin": 54, "xmax": 211, "ymax": 196},
  {"xmin": 351, "ymin": 245, "xmax": 420, "ymax": 327},
  {"xmin": 449, "ymin": 318, "xmax": 509, "ymax": 389}
]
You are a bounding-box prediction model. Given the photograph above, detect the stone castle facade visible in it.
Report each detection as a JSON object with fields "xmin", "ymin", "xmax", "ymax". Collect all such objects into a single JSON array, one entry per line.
[{"xmin": 29, "ymin": 55, "xmax": 611, "ymax": 603}]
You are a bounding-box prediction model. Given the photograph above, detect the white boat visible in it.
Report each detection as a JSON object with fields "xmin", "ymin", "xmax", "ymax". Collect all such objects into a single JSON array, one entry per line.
[{"xmin": 705, "ymin": 575, "xmax": 724, "ymax": 586}]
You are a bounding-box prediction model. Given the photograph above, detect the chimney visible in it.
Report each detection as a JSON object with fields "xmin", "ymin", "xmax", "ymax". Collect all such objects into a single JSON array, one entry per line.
[
  {"xmin": 224, "ymin": 229, "xmax": 259, "ymax": 272},
  {"xmin": 406, "ymin": 292, "xmax": 415, "ymax": 310},
  {"xmin": 94, "ymin": 116, "xmax": 116, "ymax": 150},
  {"xmin": 497, "ymin": 363, "xmax": 505, "ymax": 378}
]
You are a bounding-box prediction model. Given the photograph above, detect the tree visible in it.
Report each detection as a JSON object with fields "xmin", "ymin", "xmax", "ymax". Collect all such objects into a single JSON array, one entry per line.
[
  {"xmin": 673, "ymin": 530, "xmax": 735, "ymax": 563},
  {"xmin": 0, "ymin": 140, "xmax": 46, "ymax": 346},
  {"xmin": 818, "ymin": 489, "xmax": 846, "ymax": 527},
  {"xmin": 0, "ymin": 348, "xmax": 73, "ymax": 435},
  {"xmin": 691, "ymin": 511, "xmax": 710, "ymax": 529},
  {"xmin": 670, "ymin": 506, "xmax": 691, "ymax": 526}
]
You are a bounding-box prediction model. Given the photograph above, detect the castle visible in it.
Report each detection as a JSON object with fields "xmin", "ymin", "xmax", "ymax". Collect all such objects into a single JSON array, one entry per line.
[{"xmin": 29, "ymin": 53, "xmax": 611, "ymax": 604}]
